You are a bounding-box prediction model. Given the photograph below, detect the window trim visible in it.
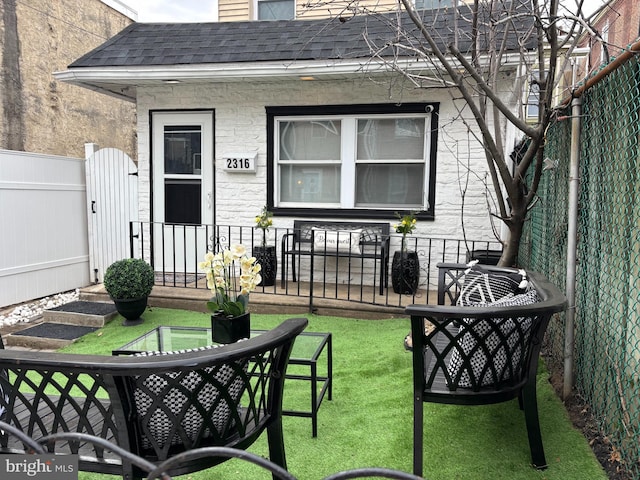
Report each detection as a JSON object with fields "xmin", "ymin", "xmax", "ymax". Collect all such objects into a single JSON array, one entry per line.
[
  {"xmin": 414, "ymin": 0, "xmax": 453, "ymax": 11},
  {"xmin": 255, "ymin": 0, "xmax": 295, "ymax": 20},
  {"xmin": 266, "ymin": 103, "xmax": 439, "ymax": 220}
]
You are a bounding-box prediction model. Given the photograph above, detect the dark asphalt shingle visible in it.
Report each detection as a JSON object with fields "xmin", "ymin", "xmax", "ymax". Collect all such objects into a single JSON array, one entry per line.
[{"xmin": 69, "ymin": 6, "xmax": 535, "ymax": 69}]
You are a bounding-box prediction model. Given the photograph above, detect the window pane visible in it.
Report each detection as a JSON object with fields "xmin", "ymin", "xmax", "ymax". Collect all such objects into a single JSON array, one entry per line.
[
  {"xmin": 527, "ymin": 83, "xmax": 540, "ymax": 118},
  {"xmin": 165, "ymin": 180, "xmax": 201, "ymax": 224},
  {"xmin": 415, "ymin": 0, "xmax": 452, "ymax": 9},
  {"xmin": 356, "ymin": 164, "xmax": 424, "ymax": 206},
  {"xmin": 280, "ymin": 120, "xmax": 341, "ymax": 161},
  {"xmin": 164, "ymin": 126, "xmax": 202, "ymax": 174},
  {"xmin": 280, "ymin": 165, "xmax": 340, "ymax": 203},
  {"xmin": 258, "ymin": 0, "xmax": 294, "ymax": 20},
  {"xmin": 357, "ymin": 118, "xmax": 424, "ymax": 160}
]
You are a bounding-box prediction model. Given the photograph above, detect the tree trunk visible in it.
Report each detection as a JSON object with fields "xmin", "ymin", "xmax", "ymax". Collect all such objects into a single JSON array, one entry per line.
[{"xmin": 499, "ymin": 208, "xmax": 526, "ymax": 267}]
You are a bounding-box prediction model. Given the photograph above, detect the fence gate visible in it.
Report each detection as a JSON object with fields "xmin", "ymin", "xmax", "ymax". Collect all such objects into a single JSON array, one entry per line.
[{"xmin": 86, "ymin": 147, "xmax": 138, "ymax": 283}]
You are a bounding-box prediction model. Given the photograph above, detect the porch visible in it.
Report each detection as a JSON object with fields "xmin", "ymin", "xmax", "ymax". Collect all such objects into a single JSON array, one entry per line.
[
  {"xmin": 122, "ymin": 222, "xmax": 504, "ymax": 318},
  {"xmin": 80, "ymin": 278, "xmax": 430, "ymax": 320}
]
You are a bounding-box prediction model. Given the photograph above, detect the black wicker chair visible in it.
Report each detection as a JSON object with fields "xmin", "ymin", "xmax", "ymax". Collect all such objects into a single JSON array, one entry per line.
[
  {"xmin": 406, "ymin": 263, "xmax": 567, "ymax": 477},
  {"xmin": 0, "ymin": 317, "xmax": 308, "ymax": 480}
]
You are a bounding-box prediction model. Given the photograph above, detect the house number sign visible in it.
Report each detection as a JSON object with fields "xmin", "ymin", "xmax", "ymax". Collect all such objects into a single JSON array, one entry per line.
[{"xmin": 222, "ymin": 153, "xmax": 257, "ymax": 173}]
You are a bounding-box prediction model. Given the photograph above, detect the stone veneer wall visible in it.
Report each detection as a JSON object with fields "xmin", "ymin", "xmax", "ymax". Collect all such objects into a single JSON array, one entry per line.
[{"xmin": 0, "ymin": 0, "xmax": 137, "ymax": 159}]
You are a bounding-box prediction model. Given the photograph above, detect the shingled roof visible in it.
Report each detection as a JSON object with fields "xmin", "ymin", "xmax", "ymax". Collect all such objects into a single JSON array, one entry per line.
[
  {"xmin": 57, "ymin": 5, "xmax": 535, "ymax": 101},
  {"xmin": 69, "ymin": 6, "xmax": 533, "ymax": 68}
]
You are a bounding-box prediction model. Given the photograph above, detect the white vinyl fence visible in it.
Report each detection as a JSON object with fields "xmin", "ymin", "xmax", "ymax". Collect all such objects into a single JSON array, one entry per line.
[{"xmin": 0, "ymin": 149, "xmax": 90, "ymax": 308}]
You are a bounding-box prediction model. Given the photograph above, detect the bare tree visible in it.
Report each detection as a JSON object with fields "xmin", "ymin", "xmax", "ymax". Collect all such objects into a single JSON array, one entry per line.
[{"xmin": 304, "ymin": 0, "xmax": 603, "ymax": 265}]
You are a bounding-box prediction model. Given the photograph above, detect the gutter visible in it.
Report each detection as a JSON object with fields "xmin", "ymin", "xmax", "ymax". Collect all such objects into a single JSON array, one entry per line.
[
  {"xmin": 564, "ymin": 97, "xmax": 581, "ymax": 400},
  {"xmin": 54, "ymin": 52, "xmax": 528, "ymax": 89}
]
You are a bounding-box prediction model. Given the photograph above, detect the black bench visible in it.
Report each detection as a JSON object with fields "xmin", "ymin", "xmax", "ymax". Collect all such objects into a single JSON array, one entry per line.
[
  {"xmin": 0, "ymin": 318, "xmax": 308, "ymax": 480},
  {"xmin": 281, "ymin": 220, "xmax": 390, "ymax": 295},
  {"xmin": 406, "ymin": 263, "xmax": 567, "ymax": 477}
]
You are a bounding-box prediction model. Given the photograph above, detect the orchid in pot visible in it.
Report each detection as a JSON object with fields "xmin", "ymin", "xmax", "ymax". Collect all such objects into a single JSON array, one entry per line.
[{"xmin": 199, "ymin": 244, "xmax": 262, "ymax": 343}]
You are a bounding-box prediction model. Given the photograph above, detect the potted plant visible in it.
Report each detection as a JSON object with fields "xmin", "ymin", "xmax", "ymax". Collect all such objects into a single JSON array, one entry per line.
[
  {"xmin": 253, "ymin": 205, "xmax": 277, "ymax": 286},
  {"xmin": 103, "ymin": 258, "xmax": 155, "ymax": 326},
  {"xmin": 392, "ymin": 211, "xmax": 420, "ymax": 295},
  {"xmin": 199, "ymin": 244, "xmax": 262, "ymax": 343}
]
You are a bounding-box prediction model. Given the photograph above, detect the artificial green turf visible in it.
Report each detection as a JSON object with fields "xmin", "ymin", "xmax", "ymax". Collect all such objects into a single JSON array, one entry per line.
[{"xmin": 60, "ymin": 307, "xmax": 606, "ymax": 480}]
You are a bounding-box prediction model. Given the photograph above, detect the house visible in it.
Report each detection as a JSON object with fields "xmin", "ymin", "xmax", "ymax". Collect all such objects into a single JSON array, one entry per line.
[
  {"xmin": 581, "ymin": 0, "xmax": 640, "ymax": 76},
  {"xmin": 0, "ymin": 0, "xmax": 137, "ymax": 158},
  {"xmin": 219, "ymin": 0, "xmax": 462, "ymax": 22},
  {"xmin": 55, "ymin": 4, "xmax": 535, "ymax": 280}
]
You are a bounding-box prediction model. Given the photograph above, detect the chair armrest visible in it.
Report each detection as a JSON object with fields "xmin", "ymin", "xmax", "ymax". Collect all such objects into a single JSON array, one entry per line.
[{"xmin": 281, "ymin": 232, "xmax": 296, "ymax": 253}]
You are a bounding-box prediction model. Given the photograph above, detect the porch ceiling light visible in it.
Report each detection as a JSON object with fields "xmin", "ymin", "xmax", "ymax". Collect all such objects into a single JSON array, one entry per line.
[
  {"xmin": 299, "ymin": 76, "xmax": 316, "ymax": 81},
  {"xmin": 163, "ymin": 79, "xmax": 181, "ymax": 84}
]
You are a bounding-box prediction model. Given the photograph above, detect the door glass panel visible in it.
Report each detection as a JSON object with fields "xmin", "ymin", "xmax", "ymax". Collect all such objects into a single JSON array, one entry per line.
[
  {"xmin": 164, "ymin": 126, "xmax": 202, "ymax": 174},
  {"xmin": 164, "ymin": 125, "xmax": 202, "ymax": 224},
  {"xmin": 165, "ymin": 180, "xmax": 201, "ymax": 224}
]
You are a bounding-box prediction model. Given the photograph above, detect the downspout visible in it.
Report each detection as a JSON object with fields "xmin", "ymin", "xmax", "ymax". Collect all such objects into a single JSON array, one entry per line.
[{"xmin": 564, "ymin": 96, "xmax": 581, "ymax": 400}]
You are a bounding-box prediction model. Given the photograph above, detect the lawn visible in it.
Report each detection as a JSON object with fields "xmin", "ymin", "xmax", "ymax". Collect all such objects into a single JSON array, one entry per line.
[{"xmin": 60, "ymin": 307, "xmax": 607, "ymax": 480}]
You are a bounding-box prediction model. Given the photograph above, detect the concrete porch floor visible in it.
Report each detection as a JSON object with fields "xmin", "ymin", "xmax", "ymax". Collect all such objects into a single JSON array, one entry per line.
[{"xmin": 79, "ymin": 279, "xmax": 436, "ymax": 320}]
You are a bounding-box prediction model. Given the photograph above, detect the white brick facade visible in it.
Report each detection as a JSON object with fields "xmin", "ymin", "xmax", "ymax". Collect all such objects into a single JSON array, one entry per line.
[{"xmin": 136, "ymin": 76, "xmax": 516, "ymax": 247}]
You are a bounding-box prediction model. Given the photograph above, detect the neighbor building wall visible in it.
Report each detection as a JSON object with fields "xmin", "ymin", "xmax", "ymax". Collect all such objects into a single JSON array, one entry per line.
[
  {"xmin": 582, "ymin": 0, "xmax": 640, "ymax": 78},
  {"xmin": 134, "ymin": 76, "xmax": 514, "ymax": 246},
  {"xmin": 0, "ymin": 0, "xmax": 137, "ymax": 159},
  {"xmin": 219, "ymin": 0, "xmax": 469, "ymax": 22}
]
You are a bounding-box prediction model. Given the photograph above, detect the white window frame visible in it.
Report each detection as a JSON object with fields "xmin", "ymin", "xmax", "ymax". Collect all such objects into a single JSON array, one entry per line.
[
  {"xmin": 273, "ymin": 113, "xmax": 432, "ymax": 211},
  {"xmin": 255, "ymin": 0, "xmax": 295, "ymax": 20},
  {"xmin": 525, "ymin": 69, "xmax": 540, "ymax": 121},
  {"xmin": 414, "ymin": 0, "xmax": 453, "ymax": 10}
]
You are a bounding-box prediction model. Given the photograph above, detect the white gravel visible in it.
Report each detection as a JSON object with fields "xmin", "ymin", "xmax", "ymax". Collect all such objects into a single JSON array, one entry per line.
[{"xmin": 0, "ymin": 289, "xmax": 80, "ymax": 328}]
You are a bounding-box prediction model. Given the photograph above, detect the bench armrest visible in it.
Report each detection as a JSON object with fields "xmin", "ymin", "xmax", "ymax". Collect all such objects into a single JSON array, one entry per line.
[{"xmin": 281, "ymin": 231, "xmax": 296, "ymax": 253}]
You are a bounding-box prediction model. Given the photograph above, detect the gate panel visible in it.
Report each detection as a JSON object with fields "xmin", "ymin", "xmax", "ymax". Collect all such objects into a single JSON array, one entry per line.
[{"xmin": 86, "ymin": 148, "xmax": 138, "ymax": 283}]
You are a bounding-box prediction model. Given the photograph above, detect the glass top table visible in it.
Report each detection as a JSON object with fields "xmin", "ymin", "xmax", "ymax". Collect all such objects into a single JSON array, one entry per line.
[{"xmin": 113, "ymin": 326, "xmax": 332, "ymax": 437}]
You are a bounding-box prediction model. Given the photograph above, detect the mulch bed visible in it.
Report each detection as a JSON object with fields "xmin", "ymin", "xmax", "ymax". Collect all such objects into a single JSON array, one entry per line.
[{"xmin": 549, "ymin": 372, "xmax": 631, "ymax": 480}]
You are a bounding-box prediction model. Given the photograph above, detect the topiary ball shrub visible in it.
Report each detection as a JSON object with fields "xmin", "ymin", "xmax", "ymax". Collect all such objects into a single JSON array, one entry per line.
[{"xmin": 103, "ymin": 258, "xmax": 155, "ymax": 300}]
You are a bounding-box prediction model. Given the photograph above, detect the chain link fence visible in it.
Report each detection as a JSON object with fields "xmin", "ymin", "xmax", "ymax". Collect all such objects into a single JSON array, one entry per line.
[{"xmin": 521, "ymin": 56, "xmax": 640, "ymax": 478}]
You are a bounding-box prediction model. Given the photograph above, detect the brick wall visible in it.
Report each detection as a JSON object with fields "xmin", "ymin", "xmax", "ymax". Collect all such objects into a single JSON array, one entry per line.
[{"xmin": 586, "ymin": 0, "xmax": 640, "ymax": 75}]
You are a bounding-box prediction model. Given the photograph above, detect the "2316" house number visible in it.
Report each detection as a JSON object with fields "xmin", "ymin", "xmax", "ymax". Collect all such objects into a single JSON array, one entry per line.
[{"xmin": 223, "ymin": 153, "xmax": 257, "ymax": 173}]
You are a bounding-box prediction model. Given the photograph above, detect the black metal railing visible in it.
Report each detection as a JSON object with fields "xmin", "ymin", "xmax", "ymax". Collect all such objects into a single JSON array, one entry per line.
[{"xmin": 130, "ymin": 222, "xmax": 503, "ymax": 310}]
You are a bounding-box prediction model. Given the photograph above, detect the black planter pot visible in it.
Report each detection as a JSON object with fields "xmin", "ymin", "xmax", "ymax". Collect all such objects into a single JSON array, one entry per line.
[
  {"xmin": 253, "ymin": 245, "xmax": 277, "ymax": 287},
  {"xmin": 112, "ymin": 296, "xmax": 148, "ymax": 326},
  {"xmin": 211, "ymin": 312, "xmax": 251, "ymax": 344},
  {"xmin": 392, "ymin": 250, "xmax": 420, "ymax": 295}
]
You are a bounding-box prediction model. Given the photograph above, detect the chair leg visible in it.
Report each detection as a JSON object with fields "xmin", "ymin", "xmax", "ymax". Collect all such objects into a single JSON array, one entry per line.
[
  {"xmin": 267, "ymin": 417, "xmax": 288, "ymax": 477},
  {"xmin": 292, "ymin": 253, "xmax": 297, "ymax": 282},
  {"xmin": 521, "ymin": 381, "xmax": 547, "ymax": 469},
  {"xmin": 413, "ymin": 397, "xmax": 424, "ymax": 477}
]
